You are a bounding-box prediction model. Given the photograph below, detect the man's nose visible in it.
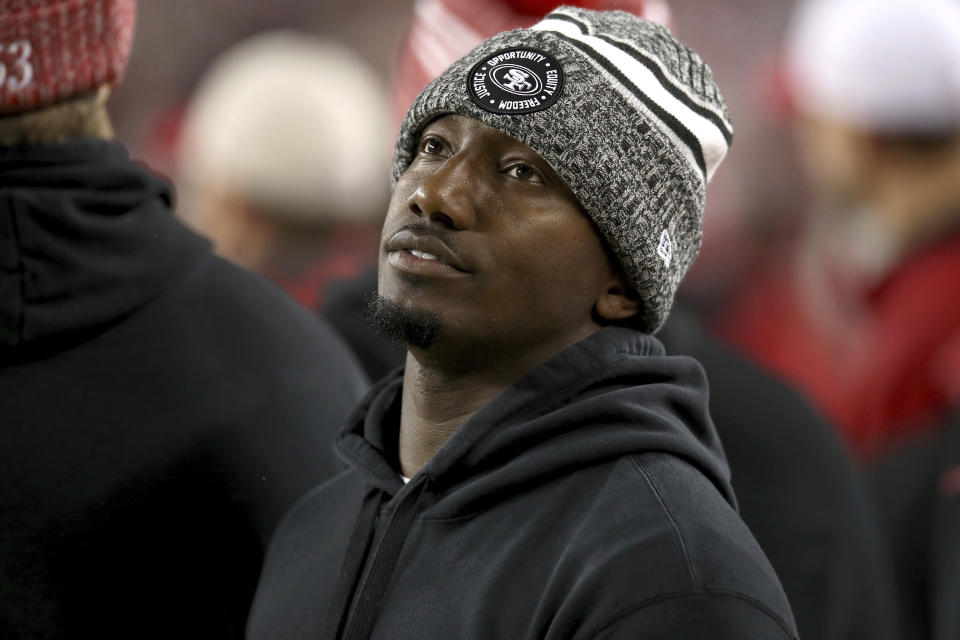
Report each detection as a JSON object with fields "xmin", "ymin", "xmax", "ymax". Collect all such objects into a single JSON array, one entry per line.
[{"xmin": 407, "ymin": 154, "xmax": 478, "ymax": 230}]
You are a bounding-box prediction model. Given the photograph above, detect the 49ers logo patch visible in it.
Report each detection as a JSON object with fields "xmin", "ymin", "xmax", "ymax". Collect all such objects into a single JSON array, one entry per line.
[{"xmin": 467, "ymin": 48, "xmax": 563, "ymax": 115}]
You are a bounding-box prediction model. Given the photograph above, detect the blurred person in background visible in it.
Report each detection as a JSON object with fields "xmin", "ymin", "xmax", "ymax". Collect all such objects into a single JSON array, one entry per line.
[
  {"xmin": 713, "ymin": 3, "xmax": 960, "ymax": 634},
  {"xmin": 316, "ymin": 1, "xmax": 902, "ymax": 639},
  {"xmin": 176, "ymin": 31, "xmax": 404, "ymax": 377},
  {"xmin": 716, "ymin": 0, "xmax": 960, "ymax": 459},
  {"xmin": 0, "ymin": 2, "xmax": 367, "ymax": 637},
  {"xmin": 390, "ymin": 0, "xmax": 671, "ymax": 130},
  {"xmin": 176, "ymin": 31, "xmax": 390, "ymax": 311}
]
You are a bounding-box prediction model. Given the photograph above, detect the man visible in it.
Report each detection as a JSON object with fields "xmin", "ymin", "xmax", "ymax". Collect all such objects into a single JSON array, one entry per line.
[
  {"xmin": 248, "ymin": 7, "xmax": 797, "ymax": 639},
  {"xmin": 385, "ymin": 5, "xmax": 902, "ymax": 637},
  {"xmin": 0, "ymin": 2, "xmax": 367, "ymax": 637}
]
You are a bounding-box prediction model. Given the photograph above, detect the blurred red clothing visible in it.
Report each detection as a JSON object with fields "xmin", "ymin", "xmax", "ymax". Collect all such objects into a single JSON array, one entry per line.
[
  {"xmin": 392, "ymin": 0, "xmax": 668, "ymax": 127},
  {"xmin": 716, "ymin": 231, "xmax": 960, "ymax": 458}
]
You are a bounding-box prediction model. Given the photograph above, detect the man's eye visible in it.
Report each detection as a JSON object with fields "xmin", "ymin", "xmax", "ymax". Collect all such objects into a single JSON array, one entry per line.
[
  {"xmin": 505, "ymin": 163, "xmax": 540, "ymax": 182},
  {"xmin": 420, "ymin": 137, "xmax": 443, "ymax": 154}
]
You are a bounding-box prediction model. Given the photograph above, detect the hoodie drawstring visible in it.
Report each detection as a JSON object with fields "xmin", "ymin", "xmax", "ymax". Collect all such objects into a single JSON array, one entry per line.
[
  {"xmin": 329, "ymin": 477, "xmax": 429, "ymax": 640},
  {"xmin": 321, "ymin": 485, "xmax": 384, "ymax": 640}
]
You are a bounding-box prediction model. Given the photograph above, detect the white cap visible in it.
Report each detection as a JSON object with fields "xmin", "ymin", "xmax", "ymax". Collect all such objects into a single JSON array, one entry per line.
[
  {"xmin": 178, "ymin": 31, "xmax": 390, "ymax": 224},
  {"xmin": 785, "ymin": 0, "xmax": 960, "ymax": 134}
]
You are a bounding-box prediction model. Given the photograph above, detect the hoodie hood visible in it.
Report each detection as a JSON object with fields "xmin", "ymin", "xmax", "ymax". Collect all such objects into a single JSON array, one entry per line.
[
  {"xmin": 0, "ymin": 139, "xmax": 209, "ymax": 354},
  {"xmin": 336, "ymin": 326, "xmax": 735, "ymax": 514}
]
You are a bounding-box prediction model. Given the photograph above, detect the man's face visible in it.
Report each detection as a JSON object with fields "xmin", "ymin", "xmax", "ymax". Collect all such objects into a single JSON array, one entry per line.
[{"xmin": 377, "ymin": 114, "xmax": 619, "ymax": 363}]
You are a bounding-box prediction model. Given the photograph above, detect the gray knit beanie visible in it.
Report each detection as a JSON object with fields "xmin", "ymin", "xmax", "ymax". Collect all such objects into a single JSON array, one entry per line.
[{"xmin": 393, "ymin": 6, "xmax": 732, "ymax": 333}]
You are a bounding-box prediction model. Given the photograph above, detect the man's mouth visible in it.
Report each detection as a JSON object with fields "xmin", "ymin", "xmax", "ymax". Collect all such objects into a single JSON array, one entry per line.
[
  {"xmin": 386, "ymin": 248, "xmax": 469, "ymax": 277},
  {"xmin": 408, "ymin": 249, "xmax": 440, "ymax": 261},
  {"xmin": 385, "ymin": 229, "xmax": 471, "ymax": 277}
]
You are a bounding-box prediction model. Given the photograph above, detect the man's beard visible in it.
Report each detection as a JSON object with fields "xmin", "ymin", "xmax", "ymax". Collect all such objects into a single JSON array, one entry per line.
[{"xmin": 364, "ymin": 293, "xmax": 442, "ymax": 350}]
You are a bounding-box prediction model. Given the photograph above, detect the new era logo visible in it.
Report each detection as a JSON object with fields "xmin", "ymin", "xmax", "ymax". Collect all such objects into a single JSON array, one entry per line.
[{"xmin": 657, "ymin": 229, "xmax": 673, "ymax": 267}]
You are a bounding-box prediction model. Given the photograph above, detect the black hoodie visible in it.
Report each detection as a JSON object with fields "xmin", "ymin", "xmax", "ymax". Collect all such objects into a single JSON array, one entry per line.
[
  {"xmin": 0, "ymin": 140, "xmax": 368, "ymax": 638},
  {"xmin": 248, "ymin": 327, "xmax": 798, "ymax": 639}
]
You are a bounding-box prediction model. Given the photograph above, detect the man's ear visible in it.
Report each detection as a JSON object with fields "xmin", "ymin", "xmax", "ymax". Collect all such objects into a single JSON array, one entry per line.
[{"xmin": 594, "ymin": 272, "xmax": 641, "ymax": 323}]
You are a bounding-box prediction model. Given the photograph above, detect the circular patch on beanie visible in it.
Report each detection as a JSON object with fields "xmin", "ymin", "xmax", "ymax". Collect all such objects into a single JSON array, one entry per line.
[{"xmin": 467, "ymin": 47, "xmax": 564, "ymax": 115}]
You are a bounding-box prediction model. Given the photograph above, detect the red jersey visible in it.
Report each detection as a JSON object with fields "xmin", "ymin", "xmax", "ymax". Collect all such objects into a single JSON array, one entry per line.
[{"xmin": 717, "ymin": 231, "xmax": 960, "ymax": 458}]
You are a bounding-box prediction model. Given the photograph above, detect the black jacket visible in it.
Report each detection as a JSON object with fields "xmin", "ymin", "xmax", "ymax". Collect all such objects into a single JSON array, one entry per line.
[
  {"xmin": 870, "ymin": 411, "xmax": 960, "ymax": 640},
  {"xmin": 247, "ymin": 327, "xmax": 797, "ymax": 639},
  {"xmin": 0, "ymin": 140, "xmax": 368, "ymax": 638}
]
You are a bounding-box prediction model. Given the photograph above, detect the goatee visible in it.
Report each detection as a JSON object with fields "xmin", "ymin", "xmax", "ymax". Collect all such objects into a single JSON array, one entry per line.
[{"xmin": 364, "ymin": 293, "xmax": 442, "ymax": 350}]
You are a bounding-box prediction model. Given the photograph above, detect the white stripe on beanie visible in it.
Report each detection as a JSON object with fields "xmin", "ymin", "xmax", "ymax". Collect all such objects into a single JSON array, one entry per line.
[
  {"xmin": 596, "ymin": 28, "xmax": 731, "ymax": 131},
  {"xmin": 532, "ymin": 11, "xmax": 730, "ymax": 182}
]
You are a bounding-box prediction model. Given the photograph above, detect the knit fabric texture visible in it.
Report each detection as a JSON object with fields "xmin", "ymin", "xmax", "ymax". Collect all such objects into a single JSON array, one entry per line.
[
  {"xmin": 393, "ymin": 6, "xmax": 732, "ymax": 333},
  {"xmin": 0, "ymin": 0, "xmax": 137, "ymax": 114}
]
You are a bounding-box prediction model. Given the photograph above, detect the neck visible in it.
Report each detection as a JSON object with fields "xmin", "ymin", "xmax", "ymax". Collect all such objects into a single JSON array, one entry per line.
[
  {"xmin": 0, "ymin": 86, "xmax": 113, "ymax": 146},
  {"xmin": 397, "ymin": 355, "xmax": 504, "ymax": 477},
  {"xmin": 396, "ymin": 324, "xmax": 600, "ymax": 477}
]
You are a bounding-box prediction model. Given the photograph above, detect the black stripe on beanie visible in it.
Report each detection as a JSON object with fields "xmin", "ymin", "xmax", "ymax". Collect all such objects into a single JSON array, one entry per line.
[
  {"xmin": 552, "ymin": 31, "xmax": 708, "ymax": 178},
  {"xmin": 598, "ymin": 37, "xmax": 733, "ymax": 145},
  {"xmin": 548, "ymin": 11, "xmax": 733, "ymax": 146}
]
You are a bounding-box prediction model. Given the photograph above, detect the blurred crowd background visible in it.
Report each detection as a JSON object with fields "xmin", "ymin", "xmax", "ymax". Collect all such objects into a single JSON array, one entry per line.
[{"xmin": 93, "ymin": 0, "xmax": 960, "ymax": 637}]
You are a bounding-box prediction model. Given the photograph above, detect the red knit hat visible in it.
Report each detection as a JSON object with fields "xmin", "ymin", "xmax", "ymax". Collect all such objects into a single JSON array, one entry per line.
[{"xmin": 0, "ymin": 0, "xmax": 137, "ymax": 114}]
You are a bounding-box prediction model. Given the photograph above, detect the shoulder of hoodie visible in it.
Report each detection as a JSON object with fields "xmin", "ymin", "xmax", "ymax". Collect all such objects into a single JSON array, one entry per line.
[
  {"xmin": 268, "ymin": 454, "xmax": 798, "ymax": 638},
  {"xmin": 576, "ymin": 588, "xmax": 798, "ymax": 639},
  {"xmin": 142, "ymin": 231, "xmax": 369, "ymax": 399},
  {"xmin": 177, "ymin": 243, "xmax": 360, "ymax": 360},
  {"xmin": 67, "ymin": 217, "xmax": 372, "ymax": 450},
  {"xmin": 576, "ymin": 452, "xmax": 798, "ymax": 639},
  {"xmin": 261, "ymin": 469, "xmax": 364, "ymax": 562}
]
